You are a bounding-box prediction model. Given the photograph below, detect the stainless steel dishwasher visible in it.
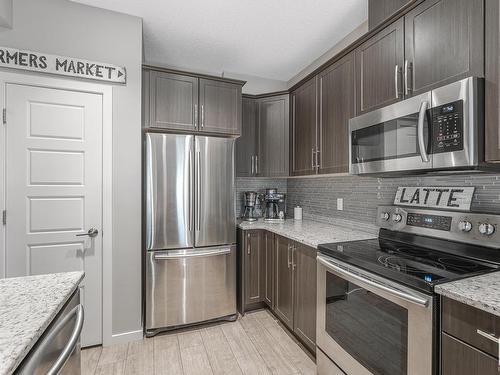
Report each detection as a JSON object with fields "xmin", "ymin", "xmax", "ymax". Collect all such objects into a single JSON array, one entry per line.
[{"xmin": 15, "ymin": 289, "xmax": 84, "ymax": 375}]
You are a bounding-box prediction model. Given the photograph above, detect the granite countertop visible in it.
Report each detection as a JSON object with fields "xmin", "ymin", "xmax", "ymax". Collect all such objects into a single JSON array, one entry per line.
[
  {"xmin": 435, "ymin": 271, "xmax": 500, "ymax": 316},
  {"xmin": 238, "ymin": 218, "xmax": 378, "ymax": 249},
  {"xmin": 0, "ymin": 271, "xmax": 84, "ymax": 375}
]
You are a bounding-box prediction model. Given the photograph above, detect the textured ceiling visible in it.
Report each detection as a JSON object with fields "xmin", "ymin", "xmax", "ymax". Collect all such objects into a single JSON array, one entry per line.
[{"xmin": 72, "ymin": 0, "xmax": 367, "ymax": 81}]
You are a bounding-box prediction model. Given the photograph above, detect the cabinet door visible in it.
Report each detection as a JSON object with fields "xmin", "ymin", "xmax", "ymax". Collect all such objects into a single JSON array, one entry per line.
[
  {"xmin": 404, "ymin": 0, "xmax": 484, "ymax": 96},
  {"xmin": 274, "ymin": 235, "xmax": 294, "ymax": 329},
  {"xmin": 293, "ymin": 243, "xmax": 317, "ymax": 352},
  {"xmin": 291, "ymin": 77, "xmax": 318, "ymax": 176},
  {"xmin": 257, "ymin": 94, "xmax": 289, "ymax": 177},
  {"xmin": 485, "ymin": 0, "xmax": 500, "ymax": 162},
  {"xmin": 244, "ymin": 230, "xmax": 264, "ymax": 306},
  {"xmin": 368, "ymin": 0, "xmax": 414, "ymax": 30},
  {"xmin": 236, "ymin": 98, "xmax": 257, "ymax": 177},
  {"xmin": 442, "ymin": 333, "xmax": 498, "ymax": 375},
  {"xmin": 263, "ymin": 231, "xmax": 275, "ymax": 308},
  {"xmin": 318, "ymin": 53, "xmax": 355, "ymax": 174},
  {"xmin": 199, "ymin": 79, "xmax": 242, "ymax": 136},
  {"xmin": 149, "ymin": 70, "xmax": 198, "ymax": 130},
  {"xmin": 355, "ymin": 18, "xmax": 404, "ymax": 114}
]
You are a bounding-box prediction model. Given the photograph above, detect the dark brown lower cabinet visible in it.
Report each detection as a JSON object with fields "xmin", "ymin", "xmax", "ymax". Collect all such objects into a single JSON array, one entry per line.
[
  {"xmin": 263, "ymin": 231, "xmax": 275, "ymax": 308},
  {"xmin": 442, "ymin": 333, "xmax": 498, "ymax": 375},
  {"xmin": 441, "ymin": 296, "xmax": 500, "ymax": 374},
  {"xmin": 244, "ymin": 230, "xmax": 264, "ymax": 306},
  {"xmin": 275, "ymin": 235, "xmax": 294, "ymax": 329},
  {"xmin": 240, "ymin": 230, "xmax": 317, "ymax": 353},
  {"xmin": 293, "ymin": 243, "xmax": 317, "ymax": 352}
]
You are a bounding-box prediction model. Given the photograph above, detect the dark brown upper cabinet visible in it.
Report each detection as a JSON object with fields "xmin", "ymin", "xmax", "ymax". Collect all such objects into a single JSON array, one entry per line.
[
  {"xmin": 257, "ymin": 94, "xmax": 289, "ymax": 177},
  {"xmin": 355, "ymin": 18, "xmax": 405, "ymax": 115},
  {"xmin": 144, "ymin": 68, "xmax": 243, "ymax": 136},
  {"xmin": 368, "ymin": 0, "xmax": 414, "ymax": 30},
  {"xmin": 291, "ymin": 77, "xmax": 318, "ymax": 176},
  {"xmin": 236, "ymin": 97, "xmax": 257, "ymax": 177},
  {"xmin": 293, "ymin": 242, "xmax": 317, "ymax": 353},
  {"xmin": 318, "ymin": 53, "xmax": 355, "ymax": 174},
  {"xmin": 404, "ymin": 0, "xmax": 484, "ymax": 96},
  {"xmin": 484, "ymin": 0, "xmax": 500, "ymax": 162},
  {"xmin": 148, "ymin": 70, "xmax": 199, "ymax": 131},
  {"xmin": 199, "ymin": 78, "xmax": 242, "ymax": 135}
]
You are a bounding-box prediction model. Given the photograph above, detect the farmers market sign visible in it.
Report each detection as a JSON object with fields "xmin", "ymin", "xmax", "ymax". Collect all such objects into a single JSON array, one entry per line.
[{"xmin": 0, "ymin": 46, "xmax": 126, "ymax": 83}]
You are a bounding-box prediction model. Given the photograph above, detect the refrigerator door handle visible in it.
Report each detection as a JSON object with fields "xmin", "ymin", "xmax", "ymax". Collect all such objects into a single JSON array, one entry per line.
[
  {"xmin": 188, "ymin": 144, "xmax": 193, "ymax": 232},
  {"xmin": 153, "ymin": 248, "xmax": 231, "ymax": 260},
  {"xmin": 196, "ymin": 149, "xmax": 201, "ymax": 231}
]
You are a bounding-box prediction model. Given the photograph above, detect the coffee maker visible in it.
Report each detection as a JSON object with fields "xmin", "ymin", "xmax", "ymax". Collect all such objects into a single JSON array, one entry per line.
[
  {"xmin": 242, "ymin": 191, "xmax": 259, "ymax": 221},
  {"xmin": 263, "ymin": 188, "xmax": 286, "ymax": 222}
]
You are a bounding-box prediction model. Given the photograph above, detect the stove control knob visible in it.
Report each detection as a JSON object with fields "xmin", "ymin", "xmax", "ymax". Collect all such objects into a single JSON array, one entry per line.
[
  {"xmin": 392, "ymin": 213, "xmax": 403, "ymax": 223},
  {"xmin": 458, "ymin": 220, "xmax": 472, "ymax": 233},
  {"xmin": 380, "ymin": 212, "xmax": 390, "ymax": 221},
  {"xmin": 479, "ymin": 223, "xmax": 496, "ymax": 236}
]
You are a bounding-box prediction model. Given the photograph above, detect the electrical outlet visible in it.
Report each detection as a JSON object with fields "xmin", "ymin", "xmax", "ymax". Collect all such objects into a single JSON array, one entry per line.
[{"xmin": 337, "ymin": 198, "xmax": 344, "ymax": 211}]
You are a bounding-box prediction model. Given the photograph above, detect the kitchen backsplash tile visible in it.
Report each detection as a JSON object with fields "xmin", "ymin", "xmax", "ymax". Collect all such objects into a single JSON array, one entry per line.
[{"xmin": 237, "ymin": 173, "xmax": 500, "ymax": 224}]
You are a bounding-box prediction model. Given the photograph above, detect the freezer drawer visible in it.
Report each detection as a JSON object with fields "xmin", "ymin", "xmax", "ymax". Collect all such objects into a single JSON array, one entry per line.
[{"xmin": 146, "ymin": 246, "xmax": 237, "ymax": 332}]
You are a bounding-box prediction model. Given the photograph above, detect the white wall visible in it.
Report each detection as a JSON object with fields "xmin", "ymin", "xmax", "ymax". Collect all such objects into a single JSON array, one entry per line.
[
  {"xmin": 0, "ymin": 0, "xmax": 143, "ymax": 340},
  {"xmin": 287, "ymin": 21, "xmax": 368, "ymax": 88}
]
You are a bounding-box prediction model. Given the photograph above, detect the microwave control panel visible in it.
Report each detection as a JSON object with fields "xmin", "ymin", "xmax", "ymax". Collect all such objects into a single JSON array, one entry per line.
[{"xmin": 431, "ymin": 100, "xmax": 464, "ymax": 154}]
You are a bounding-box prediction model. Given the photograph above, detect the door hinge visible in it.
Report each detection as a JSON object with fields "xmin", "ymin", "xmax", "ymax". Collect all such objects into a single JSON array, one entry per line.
[
  {"xmin": 2, "ymin": 108, "xmax": 5, "ymax": 125},
  {"xmin": 2, "ymin": 210, "xmax": 6, "ymax": 225}
]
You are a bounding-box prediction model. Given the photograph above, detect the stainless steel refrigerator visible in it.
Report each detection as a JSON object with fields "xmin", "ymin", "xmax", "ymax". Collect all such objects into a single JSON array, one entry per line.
[{"xmin": 144, "ymin": 132, "xmax": 236, "ymax": 335}]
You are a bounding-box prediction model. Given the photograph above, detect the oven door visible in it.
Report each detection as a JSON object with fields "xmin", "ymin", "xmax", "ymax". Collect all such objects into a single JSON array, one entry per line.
[
  {"xmin": 349, "ymin": 92, "xmax": 432, "ymax": 175},
  {"xmin": 317, "ymin": 255, "xmax": 436, "ymax": 375}
]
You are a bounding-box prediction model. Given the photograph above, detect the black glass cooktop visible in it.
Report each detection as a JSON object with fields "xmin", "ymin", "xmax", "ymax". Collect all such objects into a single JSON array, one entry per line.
[{"xmin": 318, "ymin": 229, "xmax": 500, "ymax": 294}]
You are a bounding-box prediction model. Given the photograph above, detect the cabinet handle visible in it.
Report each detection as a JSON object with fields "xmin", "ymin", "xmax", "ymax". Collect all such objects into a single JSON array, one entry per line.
[
  {"xmin": 394, "ymin": 65, "xmax": 400, "ymax": 99},
  {"xmin": 292, "ymin": 246, "xmax": 296, "ymax": 270},
  {"xmin": 251, "ymin": 156, "xmax": 255, "ymax": 175},
  {"xmin": 476, "ymin": 329, "xmax": 499, "ymax": 343},
  {"xmin": 247, "ymin": 233, "xmax": 251, "ymax": 255},
  {"xmin": 194, "ymin": 104, "xmax": 198, "ymax": 128},
  {"xmin": 201, "ymin": 104, "xmax": 204, "ymax": 128},
  {"xmin": 404, "ymin": 60, "xmax": 412, "ymax": 95},
  {"xmin": 311, "ymin": 148, "xmax": 315, "ymax": 170},
  {"xmin": 287, "ymin": 244, "xmax": 291, "ymax": 269},
  {"xmin": 255, "ymin": 155, "xmax": 258, "ymax": 175},
  {"xmin": 316, "ymin": 149, "xmax": 320, "ymax": 171}
]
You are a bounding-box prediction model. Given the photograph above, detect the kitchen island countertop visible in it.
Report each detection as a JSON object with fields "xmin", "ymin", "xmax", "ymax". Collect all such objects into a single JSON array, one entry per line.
[
  {"xmin": 0, "ymin": 271, "xmax": 84, "ymax": 375},
  {"xmin": 435, "ymin": 271, "xmax": 500, "ymax": 317},
  {"xmin": 238, "ymin": 218, "xmax": 378, "ymax": 249}
]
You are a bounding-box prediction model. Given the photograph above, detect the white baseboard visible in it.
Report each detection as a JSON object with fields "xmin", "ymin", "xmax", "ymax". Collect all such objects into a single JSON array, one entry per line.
[{"xmin": 108, "ymin": 329, "xmax": 144, "ymax": 346}]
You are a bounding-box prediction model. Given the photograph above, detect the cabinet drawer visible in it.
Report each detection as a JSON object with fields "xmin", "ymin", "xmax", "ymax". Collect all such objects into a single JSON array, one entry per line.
[
  {"xmin": 442, "ymin": 333, "xmax": 499, "ymax": 375},
  {"xmin": 442, "ymin": 296, "xmax": 500, "ymax": 358}
]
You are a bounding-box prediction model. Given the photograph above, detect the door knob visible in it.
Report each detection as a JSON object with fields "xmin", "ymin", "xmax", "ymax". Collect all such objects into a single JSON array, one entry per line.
[{"xmin": 76, "ymin": 228, "xmax": 99, "ymax": 238}]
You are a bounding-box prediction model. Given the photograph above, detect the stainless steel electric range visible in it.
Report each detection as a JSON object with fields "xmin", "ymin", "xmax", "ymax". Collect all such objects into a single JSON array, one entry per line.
[{"xmin": 316, "ymin": 206, "xmax": 500, "ymax": 375}]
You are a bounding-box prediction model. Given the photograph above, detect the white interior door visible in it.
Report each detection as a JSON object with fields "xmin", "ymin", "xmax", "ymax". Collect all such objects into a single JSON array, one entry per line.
[{"xmin": 4, "ymin": 83, "xmax": 103, "ymax": 346}]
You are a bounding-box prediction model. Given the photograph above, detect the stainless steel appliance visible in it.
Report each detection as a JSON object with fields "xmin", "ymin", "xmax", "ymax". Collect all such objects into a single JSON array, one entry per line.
[
  {"xmin": 16, "ymin": 290, "xmax": 83, "ymax": 375},
  {"xmin": 316, "ymin": 206, "xmax": 500, "ymax": 375},
  {"xmin": 145, "ymin": 133, "xmax": 237, "ymax": 335},
  {"xmin": 263, "ymin": 188, "xmax": 286, "ymax": 222},
  {"xmin": 349, "ymin": 77, "xmax": 483, "ymax": 175},
  {"xmin": 242, "ymin": 191, "xmax": 258, "ymax": 221}
]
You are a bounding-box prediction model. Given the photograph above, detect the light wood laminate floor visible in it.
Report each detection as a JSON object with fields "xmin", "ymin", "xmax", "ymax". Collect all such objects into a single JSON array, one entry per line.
[{"xmin": 82, "ymin": 309, "xmax": 316, "ymax": 375}]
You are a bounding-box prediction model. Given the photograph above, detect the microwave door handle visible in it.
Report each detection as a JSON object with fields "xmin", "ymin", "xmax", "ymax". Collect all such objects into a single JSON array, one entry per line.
[
  {"xmin": 317, "ymin": 256, "xmax": 429, "ymax": 307},
  {"xmin": 417, "ymin": 100, "xmax": 430, "ymax": 163}
]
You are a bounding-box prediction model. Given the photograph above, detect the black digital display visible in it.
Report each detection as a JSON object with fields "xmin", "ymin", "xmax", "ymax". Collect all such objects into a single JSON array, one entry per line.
[
  {"xmin": 406, "ymin": 213, "xmax": 452, "ymax": 231},
  {"xmin": 441, "ymin": 104, "xmax": 455, "ymax": 114}
]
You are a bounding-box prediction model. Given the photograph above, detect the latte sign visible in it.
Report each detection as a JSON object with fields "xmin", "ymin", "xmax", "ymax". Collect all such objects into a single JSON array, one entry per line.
[{"xmin": 394, "ymin": 186, "xmax": 475, "ymax": 211}]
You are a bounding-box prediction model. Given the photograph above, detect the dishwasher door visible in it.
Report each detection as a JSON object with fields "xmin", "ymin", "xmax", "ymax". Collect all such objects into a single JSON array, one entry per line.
[
  {"xmin": 16, "ymin": 289, "xmax": 83, "ymax": 375},
  {"xmin": 145, "ymin": 245, "xmax": 236, "ymax": 334}
]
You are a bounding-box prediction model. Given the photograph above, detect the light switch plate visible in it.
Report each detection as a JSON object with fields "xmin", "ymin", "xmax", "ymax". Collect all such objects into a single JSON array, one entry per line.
[{"xmin": 337, "ymin": 198, "xmax": 343, "ymax": 211}]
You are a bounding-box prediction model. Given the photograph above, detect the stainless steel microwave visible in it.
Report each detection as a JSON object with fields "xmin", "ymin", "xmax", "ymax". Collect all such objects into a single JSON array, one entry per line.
[{"xmin": 349, "ymin": 77, "xmax": 483, "ymax": 175}]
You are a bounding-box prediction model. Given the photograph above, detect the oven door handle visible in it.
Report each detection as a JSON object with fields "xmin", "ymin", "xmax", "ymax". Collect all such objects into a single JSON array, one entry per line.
[
  {"xmin": 317, "ymin": 256, "xmax": 429, "ymax": 307},
  {"xmin": 417, "ymin": 100, "xmax": 430, "ymax": 163}
]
